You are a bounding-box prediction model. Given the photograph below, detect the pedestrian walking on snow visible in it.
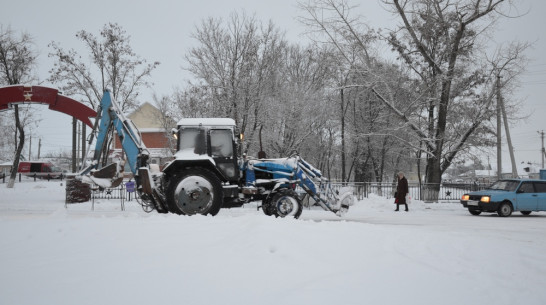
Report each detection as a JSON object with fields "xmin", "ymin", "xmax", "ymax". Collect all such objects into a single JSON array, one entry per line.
[{"xmin": 395, "ymin": 172, "xmax": 409, "ymax": 212}]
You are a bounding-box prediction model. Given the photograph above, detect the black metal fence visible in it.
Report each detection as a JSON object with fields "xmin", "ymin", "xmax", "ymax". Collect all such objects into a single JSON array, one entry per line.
[
  {"xmin": 327, "ymin": 182, "xmax": 487, "ymax": 201},
  {"xmin": 1, "ymin": 173, "xmax": 486, "ymax": 203},
  {"xmin": 91, "ymin": 182, "xmax": 136, "ymax": 201},
  {"xmin": 0, "ymin": 172, "xmax": 65, "ymax": 183}
]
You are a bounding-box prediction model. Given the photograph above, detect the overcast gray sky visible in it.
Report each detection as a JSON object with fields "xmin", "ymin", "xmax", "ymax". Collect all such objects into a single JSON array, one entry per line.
[{"xmin": 1, "ymin": 0, "xmax": 545, "ymax": 170}]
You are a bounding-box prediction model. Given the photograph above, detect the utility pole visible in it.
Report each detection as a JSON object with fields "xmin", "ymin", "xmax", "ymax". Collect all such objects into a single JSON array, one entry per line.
[
  {"xmin": 496, "ymin": 74, "xmax": 502, "ymax": 179},
  {"xmin": 72, "ymin": 117, "xmax": 77, "ymax": 172},
  {"xmin": 81, "ymin": 124, "xmax": 86, "ymax": 170},
  {"xmin": 28, "ymin": 135, "xmax": 32, "ymax": 160},
  {"xmin": 499, "ymin": 92, "xmax": 518, "ymax": 177},
  {"xmin": 537, "ymin": 130, "xmax": 546, "ymax": 168},
  {"xmin": 77, "ymin": 121, "xmax": 81, "ymax": 170}
]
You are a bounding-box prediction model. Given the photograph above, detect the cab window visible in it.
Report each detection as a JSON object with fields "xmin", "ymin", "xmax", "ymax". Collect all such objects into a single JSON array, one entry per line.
[
  {"xmin": 210, "ymin": 129, "xmax": 233, "ymax": 158},
  {"xmin": 179, "ymin": 128, "xmax": 200, "ymax": 151}
]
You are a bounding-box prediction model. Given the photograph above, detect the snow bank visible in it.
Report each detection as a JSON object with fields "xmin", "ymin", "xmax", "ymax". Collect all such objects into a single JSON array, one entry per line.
[{"xmin": 1, "ymin": 179, "xmax": 545, "ymax": 305}]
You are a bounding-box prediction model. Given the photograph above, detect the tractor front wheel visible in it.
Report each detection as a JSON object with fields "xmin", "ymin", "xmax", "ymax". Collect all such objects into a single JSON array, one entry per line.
[{"xmin": 270, "ymin": 189, "xmax": 303, "ymax": 219}]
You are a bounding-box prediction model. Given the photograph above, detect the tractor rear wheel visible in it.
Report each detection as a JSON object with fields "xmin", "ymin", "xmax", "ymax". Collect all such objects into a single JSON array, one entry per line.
[
  {"xmin": 270, "ymin": 189, "xmax": 302, "ymax": 219},
  {"xmin": 166, "ymin": 168, "xmax": 223, "ymax": 216}
]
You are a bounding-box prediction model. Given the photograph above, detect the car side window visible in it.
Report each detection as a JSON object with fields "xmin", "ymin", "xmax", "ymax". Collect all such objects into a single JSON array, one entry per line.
[
  {"xmin": 533, "ymin": 182, "xmax": 546, "ymax": 193},
  {"xmin": 518, "ymin": 182, "xmax": 535, "ymax": 193}
]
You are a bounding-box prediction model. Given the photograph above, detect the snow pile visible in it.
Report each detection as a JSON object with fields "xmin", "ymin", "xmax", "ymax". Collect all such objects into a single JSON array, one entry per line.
[{"xmin": 1, "ymin": 178, "xmax": 545, "ymax": 305}]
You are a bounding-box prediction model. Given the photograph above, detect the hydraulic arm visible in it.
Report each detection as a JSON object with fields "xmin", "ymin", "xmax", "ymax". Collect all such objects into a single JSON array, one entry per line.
[{"xmin": 79, "ymin": 90, "xmax": 167, "ymax": 212}]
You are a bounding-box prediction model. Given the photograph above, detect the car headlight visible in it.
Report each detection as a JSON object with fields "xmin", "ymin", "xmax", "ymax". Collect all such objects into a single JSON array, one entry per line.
[
  {"xmin": 461, "ymin": 194, "xmax": 469, "ymax": 201},
  {"xmin": 481, "ymin": 196, "xmax": 491, "ymax": 203}
]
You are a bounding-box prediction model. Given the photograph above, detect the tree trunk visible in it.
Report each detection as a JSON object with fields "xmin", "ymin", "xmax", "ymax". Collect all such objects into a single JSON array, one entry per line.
[
  {"xmin": 7, "ymin": 105, "xmax": 25, "ymax": 188},
  {"xmin": 340, "ymin": 89, "xmax": 346, "ymax": 182},
  {"xmin": 423, "ymin": 154, "xmax": 442, "ymax": 202}
]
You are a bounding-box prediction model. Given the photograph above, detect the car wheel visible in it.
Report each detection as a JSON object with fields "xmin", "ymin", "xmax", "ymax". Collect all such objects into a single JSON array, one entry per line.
[
  {"xmin": 520, "ymin": 211, "xmax": 532, "ymax": 215},
  {"xmin": 468, "ymin": 208, "xmax": 481, "ymax": 216},
  {"xmin": 497, "ymin": 201, "xmax": 513, "ymax": 217}
]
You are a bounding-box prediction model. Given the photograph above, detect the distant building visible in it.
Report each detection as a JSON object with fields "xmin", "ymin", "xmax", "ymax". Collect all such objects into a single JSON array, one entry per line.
[
  {"xmin": 111, "ymin": 102, "xmax": 176, "ymax": 173},
  {"xmin": 515, "ymin": 162, "xmax": 541, "ymax": 179},
  {"xmin": 0, "ymin": 162, "xmax": 12, "ymax": 176},
  {"xmin": 454, "ymin": 162, "xmax": 542, "ymax": 184}
]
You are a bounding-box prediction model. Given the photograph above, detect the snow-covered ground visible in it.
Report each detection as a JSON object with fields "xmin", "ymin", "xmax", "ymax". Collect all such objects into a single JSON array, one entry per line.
[{"xmin": 1, "ymin": 178, "xmax": 545, "ymax": 305}]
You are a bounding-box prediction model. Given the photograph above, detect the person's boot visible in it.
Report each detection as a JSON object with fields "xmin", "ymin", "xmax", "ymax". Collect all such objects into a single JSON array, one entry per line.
[
  {"xmin": 405, "ymin": 204, "xmax": 408, "ymax": 212},
  {"xmin": 395, "ymin": 205, "xmax": 399, "ymax": 211}
]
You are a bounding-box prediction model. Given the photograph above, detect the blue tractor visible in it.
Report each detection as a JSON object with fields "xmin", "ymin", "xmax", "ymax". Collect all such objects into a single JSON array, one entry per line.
[{"xmin": 80, "ymin": 91, "xmax": 355, "ymax": 218}]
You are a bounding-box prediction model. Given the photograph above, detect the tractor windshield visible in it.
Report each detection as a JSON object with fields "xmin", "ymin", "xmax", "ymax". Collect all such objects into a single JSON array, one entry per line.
[
  {"xmin": 179, "ymin": 128, "xmax": 207, "ymax": 155},
  {"xmin": 179, "ymin": 128, "xmax": 198, "ymax": 150}
]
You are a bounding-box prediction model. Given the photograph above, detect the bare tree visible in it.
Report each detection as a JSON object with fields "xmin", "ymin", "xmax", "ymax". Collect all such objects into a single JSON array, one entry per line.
[
  {"xmin": 300, "ymin": 0, "xmax": 527, "ymax": 200},
  {"xmin": 267, "ymin": 45, "xmax": 332, "ymax": 159},
  {"xmin": 380, "ymin": 0, "xmax": 527, "ymax": 200},
  {"xmin": 184, "ymin": 11, "xmax": 286, "ymax": 154},
  {"xmin": 0, "ymin": 25, "xmax": 38, "ymax": 188},
  {"xmin": 49, "ymin": 23, "xmax": 159, "ymax": 111},
  {"xmin": 153, "ymin": 94, "xmax": 178, "ymax": 155}
]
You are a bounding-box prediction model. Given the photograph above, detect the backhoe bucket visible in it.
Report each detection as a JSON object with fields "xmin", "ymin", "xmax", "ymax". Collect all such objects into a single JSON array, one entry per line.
[
  {"xmin": 92, "ymin": 163, "xmax": 119, "ymax": 179},
  {"xmin": 80, "ymin": 161, "xmax": 124, "ymax": 189}
]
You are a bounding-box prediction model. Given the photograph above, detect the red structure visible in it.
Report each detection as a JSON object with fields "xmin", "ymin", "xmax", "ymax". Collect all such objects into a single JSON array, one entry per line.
[{"xmin": 0, "ymin": 85, "xmax": 96, "ymax": 127}]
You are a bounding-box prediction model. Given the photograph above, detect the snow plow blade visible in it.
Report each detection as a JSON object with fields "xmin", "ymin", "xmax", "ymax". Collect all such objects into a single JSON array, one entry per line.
[{"xmin": 336, "ymin": 190, "xmax": 355, "ymax": 216}]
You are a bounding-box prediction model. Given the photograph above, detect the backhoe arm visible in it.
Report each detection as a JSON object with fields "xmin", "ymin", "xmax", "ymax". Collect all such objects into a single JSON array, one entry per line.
[{"xmin": 79, "ymin": 90, "xmax": 167, "ymax": 213}]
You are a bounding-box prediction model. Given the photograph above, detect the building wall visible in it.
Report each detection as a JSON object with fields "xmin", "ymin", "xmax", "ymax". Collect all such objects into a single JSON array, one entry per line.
[
  {"xmin": 113, "ymin": 131, "xmax": 170, "ymax": 149},
  {"xmin": 129, "ymin": 102, "xmax": 166, "ymax": 129}
]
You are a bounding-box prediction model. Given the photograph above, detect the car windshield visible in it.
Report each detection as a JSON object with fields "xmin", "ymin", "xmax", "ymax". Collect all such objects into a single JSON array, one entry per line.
[{"xmin": 487, "ymin": 180, "xmax": 520, "ymax": 191}]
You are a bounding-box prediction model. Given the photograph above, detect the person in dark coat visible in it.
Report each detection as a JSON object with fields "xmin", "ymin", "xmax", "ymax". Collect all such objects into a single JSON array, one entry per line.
[{"xmin": 395, "ymin": 172, "xmax": 409, "ymax": 211}]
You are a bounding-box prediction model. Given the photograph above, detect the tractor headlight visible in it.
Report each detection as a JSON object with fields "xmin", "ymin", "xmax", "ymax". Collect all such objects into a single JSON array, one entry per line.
[
  {"xmin": 461, "ymin": 194, "xmax": 469, "ymax": 201},
  {"xmin": 481, "ymin": 196, "xmax": 491, "ymax": 203}
]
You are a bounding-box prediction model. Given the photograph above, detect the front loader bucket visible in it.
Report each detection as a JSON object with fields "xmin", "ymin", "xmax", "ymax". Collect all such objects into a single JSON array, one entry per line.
[{"xmin": 336, "ymin": 191, "xmax": 355, "ymax": 216}]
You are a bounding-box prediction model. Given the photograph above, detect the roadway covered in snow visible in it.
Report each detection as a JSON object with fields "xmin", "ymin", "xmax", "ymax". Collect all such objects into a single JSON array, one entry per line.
[{"xmin": 1, "ymin": 179, "xmax": 545, "ymax": 305}]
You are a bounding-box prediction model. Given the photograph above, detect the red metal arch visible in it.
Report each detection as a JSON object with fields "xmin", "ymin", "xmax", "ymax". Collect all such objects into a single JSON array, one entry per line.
[{"xmin": 0, "ymin": 85, "xmax": 96, "ymax": 127}]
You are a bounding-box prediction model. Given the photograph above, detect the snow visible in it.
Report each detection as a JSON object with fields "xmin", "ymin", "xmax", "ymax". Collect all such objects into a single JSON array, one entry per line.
[
  {"xmin": 172, "ymin": 148, "xmax": 216, "ymax": 164},
  {"xmin": 1, "ymin": 178, "xmax": 546, "ymax": 305},
  {"xmin": 177, "ymin": 118, "xmax": 236, "ymax": 127}
]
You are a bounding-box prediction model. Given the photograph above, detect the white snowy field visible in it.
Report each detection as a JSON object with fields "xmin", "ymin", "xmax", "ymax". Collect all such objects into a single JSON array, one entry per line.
[{"xmin": 1, "ymin": 179, "xmax": 546, "ymax": 305}]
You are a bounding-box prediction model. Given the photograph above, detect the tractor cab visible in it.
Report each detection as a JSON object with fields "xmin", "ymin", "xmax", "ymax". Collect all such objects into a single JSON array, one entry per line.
[{"xmin": 171, "ymin": 118, "xmax": 239, "ymax": 183}]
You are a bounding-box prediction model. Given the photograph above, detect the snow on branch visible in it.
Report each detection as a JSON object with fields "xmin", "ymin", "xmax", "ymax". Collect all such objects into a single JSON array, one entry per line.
[{"xmin": 370, "ymin": 87, "xmax": 436, "ymax": 151}]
